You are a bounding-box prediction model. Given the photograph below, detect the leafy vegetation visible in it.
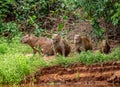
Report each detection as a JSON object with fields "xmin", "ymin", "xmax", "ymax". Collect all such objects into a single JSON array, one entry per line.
[
  {"xmin": 0, "ymin": 0, "xmax": 120, "ymax": 37},
  {"xmin": 49, "ymin": 48, "xmax": 120, "ymax": 66},
  {"xmin": 0, "ymin": 21, "xmax": 20, "ymax": 40},
  {"xmin": 0, "ymin": 37, "xmax": 120, "ymax": 84},
  {"xmin": 79, "ymin": 0, "xmax": 120, "ymax": 36},
  {"xmin": 0, "ymin": 37, "xmax": 47, "ymax": 84},
  {"xmin": 0, "ymin": 0, "xmax": 78, "ymax": 37}
]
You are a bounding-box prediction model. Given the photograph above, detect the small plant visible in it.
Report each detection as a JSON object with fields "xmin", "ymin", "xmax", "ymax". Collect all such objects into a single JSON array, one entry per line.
[
  {"xmin": 109, "ymin": 46, "xmax": 120, "ymax": 60},
  {"xmin": 75, "ymin": 71, "xmax": 80, "ymax": 80},
  {"xmin": 49, "ymin": 81, "xmax": 55, "ymax": 85}
]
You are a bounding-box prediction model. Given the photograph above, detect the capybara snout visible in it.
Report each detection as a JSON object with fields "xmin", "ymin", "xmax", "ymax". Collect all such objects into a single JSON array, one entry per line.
[{"xmin": 20, "ymin": 34, "xmax": 30, "ymax": 44}]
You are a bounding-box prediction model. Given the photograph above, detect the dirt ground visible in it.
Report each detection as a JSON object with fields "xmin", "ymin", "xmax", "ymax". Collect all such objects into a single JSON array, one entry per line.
[{"xmin": 21, "ymin": 61, "xmax": 120, "ymax": 84}]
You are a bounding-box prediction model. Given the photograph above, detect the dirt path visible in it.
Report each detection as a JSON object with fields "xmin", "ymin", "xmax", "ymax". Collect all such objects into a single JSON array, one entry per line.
[
  {"xmin": 42, "ymin": 56, "xmax": 55, "ymax": 62},
  {"xmin": 21, "ymin": 61, "xmax": 120, "ymax": 84}
]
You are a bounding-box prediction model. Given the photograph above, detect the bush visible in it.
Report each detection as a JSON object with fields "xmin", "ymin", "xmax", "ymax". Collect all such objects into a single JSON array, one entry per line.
[
  {"xmin": 0, "ymin": 0, "xmax": 15, "ymax": 19},
  {"xmin": 0, "ymin": 21, "xmax": 20, "ymax": 40},
  {"xmin": 79, "ymin": 0, "xmax": 120, "ymax": 36},
  {"xmin": 109, "ymin": 47, "xmax": 120, "ymax": 60}
]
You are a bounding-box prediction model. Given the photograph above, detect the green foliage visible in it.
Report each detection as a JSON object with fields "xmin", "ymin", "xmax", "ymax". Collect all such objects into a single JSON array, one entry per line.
[
  {"xmin": 0, "ymin": 37, "xmax": 47, "ymax": 84},
  {"xmin": 49, "ymin": 55, "xmax": 76, "ymax": 67},
  {"xmin": 111, "ymin": 3, "xmax": 120, "ymax": 25},
  {"xmin": 12, "ymin": 0, "xmax": 64, "ymax": 21},
  {"xmin": 75, "ymin": 48, "xmax": 120, "ymax": 65},
  {"xmin": 75, "ymin": 51, "xmax": 106, "ymax": 65},
  {"xmin": 49, "ymin": 48, "xmax": 120, "ymax": 66},
  {"xmin": 0, "ymin": 0, "xmax": 81, "ymax": 38},
  {"xmin": 79, "ymin": 0, "xmax": 120, "ymax": 35},
  {"xmin": 0, "ymin": 43, "xmax": 8, "ymax": 54},
  {"xmin": 0, "ymin": 0, "xmax": 79, "ymax": 20},
  {"xmin": 109, "ymin": 47, "xmax": 120, "ymax": 60},
  {"xmin": 57, "ymin": 22, "xmax": 64, "ymax": 31},
  {"xmin": 91, "ymin": 19, "xmax": 104, "ymax": 36},
  {"xmin": 63, "ymin": 0, "xmax": 81, "ymax": 10},
  {"xmin": 0, "ymin": 0, "xmax": 119, "ymax": 38},
  {"xmin": 0, "ymin": 21, "xmax": 20, "ymax": 40},
  {"xmin": 0, "ymin": 0, "xmax": 15, "ymax": 19}
]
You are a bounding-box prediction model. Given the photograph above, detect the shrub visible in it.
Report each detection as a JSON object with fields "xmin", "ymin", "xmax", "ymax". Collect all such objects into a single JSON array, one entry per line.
[
  {"xmin": 79, "ymin": 0, "xmax": 120, "ymax": 36},
  {"xmin": 0, "ymin": 0, "xmax": 15, "ymax": 19},
  {"xmin": 0, "ymin": 21, "xmax": 20, "ymax": 40}
]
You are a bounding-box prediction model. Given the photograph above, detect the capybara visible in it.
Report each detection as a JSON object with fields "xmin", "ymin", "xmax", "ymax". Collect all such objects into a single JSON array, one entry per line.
[
  {"xmin": 52, "ymin": 34, "xmax": 71, "ymax": 57},
  {"xmin": 74, "ymin": 34, "xmax": 92, "ymax": 53},
  {"xmin": 21, "ymin": 34, "xmax": 54, "ymax": 56},
  {"xmin": 99, "ymin": 40, "xmax": 110, "ymax": 54}
]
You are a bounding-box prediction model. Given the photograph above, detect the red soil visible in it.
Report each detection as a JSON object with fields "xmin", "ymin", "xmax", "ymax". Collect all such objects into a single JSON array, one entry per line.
[{"xmin": 21, "ymin": 61, "xmax": 120, "ymax": 84}]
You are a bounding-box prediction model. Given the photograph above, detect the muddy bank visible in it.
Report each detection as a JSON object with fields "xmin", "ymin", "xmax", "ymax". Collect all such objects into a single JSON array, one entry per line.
[
  {"xmin": 19, "ymin": 83, "xmax": 120, "ymax": 87},
  {"xmin": 21, "ymin": 61, "xmax": 120, "ymax": 84}
]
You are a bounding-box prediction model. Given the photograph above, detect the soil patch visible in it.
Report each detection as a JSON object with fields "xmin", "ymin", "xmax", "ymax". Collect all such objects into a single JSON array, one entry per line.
[
  {"xmin": 42, "ymin": 56, "xmax": 55, "ymax": 62},
  {"xmin": 21, "ymin": 61, "xmax": 120, "ymax": 84}
]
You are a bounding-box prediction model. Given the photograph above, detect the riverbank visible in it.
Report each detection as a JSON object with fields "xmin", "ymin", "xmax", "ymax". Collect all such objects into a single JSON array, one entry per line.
[
  {"xmin": 0, "ymin": 38, "xmax": 120, "ymax": 84},
  {"xmin": 21, "ymin": 61, "xmax": 120, "ymax": 84}
]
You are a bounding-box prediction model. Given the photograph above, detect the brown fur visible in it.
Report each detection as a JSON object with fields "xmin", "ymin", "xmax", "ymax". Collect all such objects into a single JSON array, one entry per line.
[
  {"xmin": 20, "ymin": 34, "xmax": 54, "ymax": 56},
  {"xmin": 99, "ymin": 40, "xmax": 110, "ymax": 54},
  {"xmin": 41, "ymin": 44, "xmax": 54, "ymax": 56},
  {"xmin": 52, "ymin": 34, "xmax": 71, "ymax": 57},
  {"xmin": 74, "ymin": 35, "xmax": 92, "ymax": 53}
]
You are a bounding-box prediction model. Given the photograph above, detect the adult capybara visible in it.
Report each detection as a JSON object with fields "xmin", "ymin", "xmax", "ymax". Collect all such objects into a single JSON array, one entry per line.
[
  {"xmin": 52, "ymin": 34, "xmax": 71, "ymax": 57},
  {"xmin": 74, "ymin": 34, "xmax": 92, "ymax": 53},
  {"xmin": 21, "ymin": 34, "xmax": 54, "ymax": 56}
]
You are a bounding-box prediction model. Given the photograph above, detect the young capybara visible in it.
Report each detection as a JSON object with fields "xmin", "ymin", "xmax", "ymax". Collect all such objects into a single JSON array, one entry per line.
[
  {"xmin": 21, "ymin": 34, "xmax": 54, "ymax": 56},
  {"xmin": 52, "ymin": 34, "xmax": 71, "ymax": 57},
  {"xmin": 99, "ymin": 40, "xmax": 110, "ymax": 54}
]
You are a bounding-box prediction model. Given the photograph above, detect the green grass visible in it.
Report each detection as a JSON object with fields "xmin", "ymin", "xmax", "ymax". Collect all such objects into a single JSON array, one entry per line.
[
  {"xmin": 0, "ymin": 37, "xmax": 47, "ymax": 84},
  {"xmin": 48, "ymin": 47, "xmax": 120, "ymax": 66},
  {"xmin": 0, "ymin": 37, "xmax": 120, "ymax": 84}
]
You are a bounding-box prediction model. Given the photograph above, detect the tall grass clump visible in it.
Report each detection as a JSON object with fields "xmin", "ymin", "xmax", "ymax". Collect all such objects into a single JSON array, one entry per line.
[
  {"xmin": 75, "ymin": 51, "xmax": 105, "ymax": 65},
  {"xmin": 0, "ymin": 37, "xmax": 47, "ymax": 84},
  {"xmin": 48, "ymin": 47, "xmax": 120, "ymax": 66},
  {"xmin": 75, "ymin": 48, "xmax": 120, "ymax": 65},
  {"xmin": 109, "ymin": 46, "xmax": 120, "ymax": 60},
  {"xmin": 48, "ymin": 55, "xmax": 77, "ymax": 67}
]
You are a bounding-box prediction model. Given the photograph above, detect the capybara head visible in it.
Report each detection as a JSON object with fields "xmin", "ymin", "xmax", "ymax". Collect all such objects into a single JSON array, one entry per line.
[
  {"xmin": 52, "ymin": 34, "xmax": 61, "ymax": 44},
  {"xmin": 102, "ymin": 40, "xmax": 108, "ymax": 47},
  {"xmin": 74, "ymin": 34, "xmax": 82, "ymax": 44},
  {"xmin": 20, "ymin": 34, "xmax": 30, "ymax": 44}
]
